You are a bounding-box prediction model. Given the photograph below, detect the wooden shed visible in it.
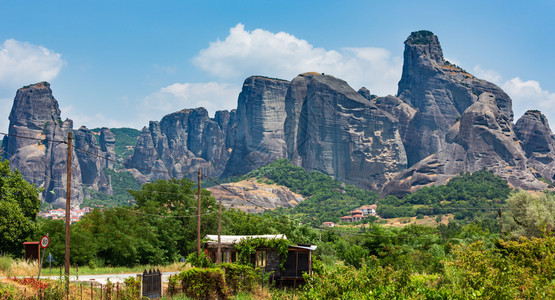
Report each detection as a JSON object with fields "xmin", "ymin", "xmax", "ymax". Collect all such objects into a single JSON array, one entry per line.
[{"xmin": 204, "ymin": 235, "xmax": 316, "ymax": 286}]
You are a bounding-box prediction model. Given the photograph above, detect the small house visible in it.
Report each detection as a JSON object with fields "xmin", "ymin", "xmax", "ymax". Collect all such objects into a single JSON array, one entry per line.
[
  {"xmin": 322, "ymin": 221, "xmax": 335, "ymax": 228},
  {"xmin": 358, "ymin": 205, "xmax": 377, "ymax": 216},
  {"xmin": 204, "ymin": 235, "xmax": 316, "ymax": 286}
]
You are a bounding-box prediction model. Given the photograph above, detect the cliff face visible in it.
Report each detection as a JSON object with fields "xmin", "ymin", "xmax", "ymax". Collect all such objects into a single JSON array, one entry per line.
[
  {"xmin": 223, "ymin": 76, "xmax": 290, "ymax": 176},
  {"xmin": 397, "ymin": 31, "xmax": 513, "ymax": 166},
  {"xmin": 125, "ymin": 107, "xmax": 237, "ymax": 182},
  {"xmin": 1, "ymin": 82, "xmax": 84, "ymax": 207},
  {"xmin": 284, "ymin": 73, "xmax": 407, "ymax": 190},
  {"xmin": 5, "ymin": 30, "xmax": 555, "ymax": 206},
  {"xmin": 514, "ymin": 110, "xmax": 555, "ymax": 182},
  {"xmin": 383, "ymin": 93, "xmax": 546, "ymax": 196}
]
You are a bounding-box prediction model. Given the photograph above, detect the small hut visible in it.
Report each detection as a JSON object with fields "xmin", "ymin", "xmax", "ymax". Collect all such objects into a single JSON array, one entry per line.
[{"xmin": 204, "ymin": 235, "xmax": 316, "ymax": 286}]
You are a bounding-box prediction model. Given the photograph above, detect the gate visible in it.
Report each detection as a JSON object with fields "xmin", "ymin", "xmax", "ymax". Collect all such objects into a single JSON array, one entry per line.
[{"xmin": 142, "ymin": 269, "xmax": 162, "ymax": 299}]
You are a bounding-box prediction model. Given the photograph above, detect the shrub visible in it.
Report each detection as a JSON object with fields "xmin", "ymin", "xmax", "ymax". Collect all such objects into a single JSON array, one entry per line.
[
  {"xmin": 185, "ymin": 252, "xmax": 214, "ymax": 268},
  {"xmin": 178, "ymin": 267, "xmax": 228, "ymax": 299},
  {"xmin": 220, "ymin": 263, "xmax": 257, "ymax": 295}
]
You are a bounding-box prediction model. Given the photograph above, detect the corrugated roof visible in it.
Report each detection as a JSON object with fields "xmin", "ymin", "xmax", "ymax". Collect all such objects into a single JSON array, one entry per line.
[{"xmin": 205, "ymin": 234, "xmax": 287, "ymax": 245}]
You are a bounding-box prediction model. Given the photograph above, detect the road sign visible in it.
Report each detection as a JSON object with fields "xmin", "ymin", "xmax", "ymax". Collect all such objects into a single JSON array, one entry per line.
[
  {"xmin": 40, "ymin": 235, "xmax": 49, "ymax": 249},
  {"xmin": 46, "ymin": 253, "xmax": 55, "ymax": 262}
]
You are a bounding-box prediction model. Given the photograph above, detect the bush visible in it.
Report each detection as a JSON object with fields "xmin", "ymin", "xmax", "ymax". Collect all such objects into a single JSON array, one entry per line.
[
  {"xmin": 178, "ymin": 267, "xmax": 228, "ymax": 299},
  {"xmin": 185, "ymin": 252, "xmax": 214, "ymax": 268},
  {"xmin": 220, "ymin": 263, "xmax": 258, "ymax": 295}
]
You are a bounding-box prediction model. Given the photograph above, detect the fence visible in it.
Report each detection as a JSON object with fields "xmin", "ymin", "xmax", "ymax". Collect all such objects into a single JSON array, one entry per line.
[
  {"xmin": 30, "ymin": 280, "xmax": 140, "ymax": 300},
  {"xmin": 142, "ymin": 269, "xmax": 162, "ymax": 299}
]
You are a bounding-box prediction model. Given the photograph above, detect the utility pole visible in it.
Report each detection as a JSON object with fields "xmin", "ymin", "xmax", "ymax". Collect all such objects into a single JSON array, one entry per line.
[
  {"xmin": 197, "ymin": 169, "xmax": 201, "ymax": 257},
  {"xmin": 64, "ymin": 132, "xmax": 72, "ymax": 295},
  {"xmin": 217, "ymin": 197, "xmax": 222, "ymax": 264}
]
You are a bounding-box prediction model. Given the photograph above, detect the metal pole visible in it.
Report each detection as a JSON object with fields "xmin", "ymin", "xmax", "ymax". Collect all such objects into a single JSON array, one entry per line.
[
  {"xmin": 37, "ymin": 233, "xmax": 48, "ymax": 280},
  {"xmin": 197, "ymin": 169, "xmax": 201, "ymax": 257},
  {"xmin": 217, "ymin": 197, "xmax": 222, "ymax": 264},
  {"xmin": 65, "ymin": 132, "xmax": 73, "ymax": 296}
]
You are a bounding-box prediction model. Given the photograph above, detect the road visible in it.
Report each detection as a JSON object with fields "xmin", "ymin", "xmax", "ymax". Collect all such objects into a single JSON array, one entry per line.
[{"xmin": 35, "ymin": 271, "xmax": 180, "ymax": 285}]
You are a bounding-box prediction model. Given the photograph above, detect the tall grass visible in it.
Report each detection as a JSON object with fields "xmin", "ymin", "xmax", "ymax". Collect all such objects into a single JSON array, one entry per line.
[
  {"xmin": 0, "ymin": 255, "xmax": 13, "ymax": 275},
  {"xmin": 0, "ymin": 256, "xmax": 39, "ymax": 277}
]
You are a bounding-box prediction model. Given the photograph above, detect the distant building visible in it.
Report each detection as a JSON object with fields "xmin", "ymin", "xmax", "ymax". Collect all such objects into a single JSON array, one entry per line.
[
  {"xmin": 341, "ymin": 209, "xmax": 368, "ymax": 223},
  {"xmin": 322, "ymin": 222, "xmax": 335, "ymax": 228},
  {"xmin": 358, "ymin": 205, "xmax": 377, "ymax": 216}
]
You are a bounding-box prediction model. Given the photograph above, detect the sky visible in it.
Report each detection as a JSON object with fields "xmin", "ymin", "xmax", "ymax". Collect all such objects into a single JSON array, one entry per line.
[{"xmin": 0, "ymin": 0, "xmax": 554, "ymax": 133}]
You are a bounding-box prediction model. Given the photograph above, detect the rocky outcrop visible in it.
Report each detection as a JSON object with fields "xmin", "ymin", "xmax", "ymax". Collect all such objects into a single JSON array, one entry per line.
[
  {"xmin": 74, "ymin": 127, "xmax": 112, "ymax": 195},
  {"xmin": 284, "ymin": 73, "xmax": 407, "ymax": 190},
  {"xmin": 515, "ymin": 110, "xmax": 555, "ymax": 181},
  {"xmin": 207, "ymin": 180, "xmax": 305, "ymax": 213},
  {"xmin": 223, "ymin": 76, "xmax": 290, "ymax": 176},
  {"xmin": 383, "ymin": 93, "xmax": 546, "ymax": 197},
  {"xmin": 397, "ymin": 30, "xmax": 513, "ymax": 166},
  {"xmin": 125, "ymin": 107, "xmax": 236, "ymax": 181},
  {"xmin": 1, "ymin": 82, "xmax": 84, "ymax": 207},
  {"xmin": 99, "ymin": 127, "xmax": 117, "ymax": 168}
]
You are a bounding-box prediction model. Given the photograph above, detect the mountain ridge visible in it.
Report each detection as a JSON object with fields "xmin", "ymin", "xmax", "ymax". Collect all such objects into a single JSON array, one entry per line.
[{"xmin": 3, "ymin": 30, "xmax": 554, "ymax": 207}]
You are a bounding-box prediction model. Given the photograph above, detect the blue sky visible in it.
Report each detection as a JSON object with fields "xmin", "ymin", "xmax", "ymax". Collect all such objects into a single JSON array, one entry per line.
[{"xmin": 1, "ymin": 0, "xmax": 554, "ymax": 132}]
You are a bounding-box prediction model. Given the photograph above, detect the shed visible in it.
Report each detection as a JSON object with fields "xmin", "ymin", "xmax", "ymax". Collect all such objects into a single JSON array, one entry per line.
[
  {"xmin": 23, "ymin": 241, "xmax": 40, "ymax": 261},
  {"xmin": 204, "ymin": 235, "xmax": 316, "ymax": 286}
]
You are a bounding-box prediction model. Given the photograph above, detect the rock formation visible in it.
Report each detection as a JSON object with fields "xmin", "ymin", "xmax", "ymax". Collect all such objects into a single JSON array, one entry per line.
[
  {"xmin": 514, "ymin": 110, "xmax": 555, "ymax": 182},
  {"xmin": 383, "ymin": 93, "xmax": 546, "ymax": 197},
  {"xmin": 1, "ymin": 82, "xmax": 84, "ymax": 207},
  {"xmin": 5, "ymin": 30, "xmax": 555, "ymax": 206},
  {"xmin": 74, "ymin": 126, "xmax": 112, "ymax": 195},
  {"xmin": 125, "ymin": 107, "xmax": 237, "ymax": 182},
  {"xmin": 207, "ymin": 179, "xmax": 305, "ymax": 213},
  {"xmin": 223, "ymin": 76, "xmax": 290, "ymax": 176},
  {"xmin": 397, "ymin": 30, "xmax": 513, "ymax": 166},
  {"xmin": 284, "ymin": 73, "xmax": 407, "ymax": 190}
]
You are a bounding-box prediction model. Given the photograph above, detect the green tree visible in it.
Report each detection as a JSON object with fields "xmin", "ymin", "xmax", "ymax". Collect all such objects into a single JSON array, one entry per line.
[
  {"xmin": 505, "ymin": 191, "xmax": 555, "ymax": 239},
  {"xmin": 0, "ymin": 160, "xmax": 41, "ymax": 256},
  {"xmin": 130, "ymin": 178, "xmax": 218, "ymax": 256}
]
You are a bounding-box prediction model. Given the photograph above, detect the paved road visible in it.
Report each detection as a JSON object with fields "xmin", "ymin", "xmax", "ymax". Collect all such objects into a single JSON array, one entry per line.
[{"xmin": 35, "ymin": 271, "xmax": 180, "ymax": 285}]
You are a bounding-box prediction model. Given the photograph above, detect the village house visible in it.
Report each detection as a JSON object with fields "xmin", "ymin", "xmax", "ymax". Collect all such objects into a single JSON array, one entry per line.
[
  {"xmin": 358, "ymin": 204, "xmax": 378, "ymax": 216},
  {"xmin": 340, "ymin": 209, "xmax": 368, "ymax": 223},
  {"xmin": 322, "ymin": 221, "xmax": 335, "ymax": 228},
  {"xmin": 204, "ymin": 235, "xmax": 316, "ymax": 287}
]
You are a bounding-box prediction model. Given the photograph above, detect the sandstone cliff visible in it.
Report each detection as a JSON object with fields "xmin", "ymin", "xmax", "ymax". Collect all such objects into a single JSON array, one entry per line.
[
  {"xmin": 383, "ymin": 93, "xmax": 546, "ymax": 196},
  {"xmin": 284, "ymin": 73, "xmax": 407, "ymax": 190},
  {"xmin": 397, "ymin": 31, "xmax": 513, "ymax": 166},
  {"xmin": 223, "ymin": 76, "xmax": 290, "ymax": 176},
  {"xmin": 125, "ymin": 107, "xmax": 237, "ymax": 182},
  {"xmin": 1, "ymin": 82, "xmax": 84, "ymax": 207},
  {"xmin": 514, "ymin": 110, "xmax": 555, "ymax": 182}
]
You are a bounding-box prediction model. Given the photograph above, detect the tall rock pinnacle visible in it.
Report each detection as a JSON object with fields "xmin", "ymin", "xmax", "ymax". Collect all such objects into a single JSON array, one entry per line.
[
  {"xmin": 1, "ymin": 82, "xmax": 84, "ymax": 207},
  {"xmin": 397, "ymin": 30, "xmax": 514, "ymax": 166}
]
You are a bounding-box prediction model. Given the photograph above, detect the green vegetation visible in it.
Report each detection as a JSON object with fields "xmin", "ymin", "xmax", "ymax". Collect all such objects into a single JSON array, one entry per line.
[
  {"xmin": 378, "ymin": 169, "xmax": 511, "ymax": 227},
  {"xmin": 0, "ymin": 160, "xmax": 41, "ymax": 256},
  {"xmin": 82, "ymin": 168, "xmax": 141, "ymax": 207},
  {"xmin": 408, "ymin": 30, "xmax": 435, "ymax": 44},
  {"xmin": 237, "ymin": 159, "xmax": 377, "ymax": 226},
  {"xmin": 90, "ymin": 127, "xmax": 141, "ymax": 159}
]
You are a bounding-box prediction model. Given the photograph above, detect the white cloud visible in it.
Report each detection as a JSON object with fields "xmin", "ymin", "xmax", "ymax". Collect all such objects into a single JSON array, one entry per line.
[
  {"xmin": 0, "ymin": 39, "xmax": 64, "ymax": 132},
  {"xmin": 139, "ymin": 82, "xmax": 241, "ymax": 123},
  {"xmin": 473, "ymin": 65, "xmax": 502, "ymax": 84},
  {"xmin": 0, "ymin": 39, "xmax": 64, "ymax": 89},
  {"xmin": 193, "ymin": 24, "xmax": 402, "ymax": 96},
  {"xmin": 503, "ymin": 77, "xmax": 555, "ymax": 124}
]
